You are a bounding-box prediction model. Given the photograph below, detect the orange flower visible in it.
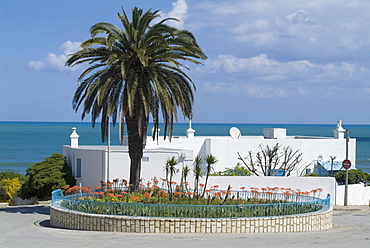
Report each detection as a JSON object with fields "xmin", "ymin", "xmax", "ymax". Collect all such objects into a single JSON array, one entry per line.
[
  {"xmin": 240, "ymin": 187, "xmax": 245, "ymax": 190},
  {"xmin": 116, "ymin": 194, "xmax": 123, "ymax": 198},
  {"xmin": 153, "ymin": 185, "xmax": 159, "ymax": 189},
  {"xmin": 147, "ymin": 188, "xmax": 153, "ymax": 191},
  {"xmin": 95, "ymin": 186, "xmax": 100, "ymax": 190},
  {"xmin": 214, "ymin": 192, "xmax": 221, "ymax": 197},
  {"xmin": 199, "ymin": 183, "xmax": 205, "ymax": 187},
  {"xmin": 143, "ymin": 192, "xmax": 151, "ymax": 198},
  {"xmin": 186, "ymin": 192, "xmax": 193, "ymax": 196},
  {"xmin": 213, "ymin": 185, "xmax": 219, "ymax": 188},
  {"xmin": 107, "ymin": 193, "xmax": 115, "ymax": 197},
  {"xmin": 176, "ymin": 186, "xmax": 180, "ymax": 190},
  {"xmin": 183, "ymin": 182, "xmax": 189, "ymax": 185},
  {"xmin": 174, "ymin": 192, "xmax": 184, "ymax": 195},
  {"xmin": 62, "ymin": 185, "xmax": 70, "ymax": 189},
  {"xmin": 81, "ymin": 187, "xmax": 91, "ymax": 193},
  {"xmin": 107, "ymin": 188, "xmax": 114, "ymax": 192}
]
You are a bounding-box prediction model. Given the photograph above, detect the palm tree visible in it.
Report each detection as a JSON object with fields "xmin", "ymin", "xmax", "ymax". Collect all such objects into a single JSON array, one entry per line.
[
  {"xmin": 202, "ymin": 154, "xmax": 218, "ymax": 197},
  {"xmin": 193, "ymin": 155, "xmax": 203, "ymax": 195},
  {"xmin": 65, "ymin": 7, "xmax": 207, "ymax": 191},
  {"xmin": 165, "ymin": 156, "xmax": 178, "ymax": 197},
  {"xmin": 181, "ymin": 164, "xmax": 191, "ymax": 190}
]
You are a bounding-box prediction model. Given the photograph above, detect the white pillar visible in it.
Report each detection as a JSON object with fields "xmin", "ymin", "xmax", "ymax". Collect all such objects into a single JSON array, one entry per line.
[
  {"xmin": 333, "ymin": 120, "xmax": 345, "ymax": 139},
  {"xmin": 186, "ymin": 119, "xmax": 195, "ymax": 138},
  {"xmin": 70, "ymin": 127, "xmax": 79, "ymax": 148}
]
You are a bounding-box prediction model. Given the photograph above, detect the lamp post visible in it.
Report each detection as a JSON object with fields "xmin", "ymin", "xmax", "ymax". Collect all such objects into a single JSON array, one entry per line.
[
  {"xmin": 330, "ymin": 155, "xmax": 336, "ymax": 177},
  {"xmin": 107, "ymin": 117, "xmax": 111, "ymax": 183},
  {"xmin": 344, "ymin": 129, "xmax": 349, "ymax": 206}
]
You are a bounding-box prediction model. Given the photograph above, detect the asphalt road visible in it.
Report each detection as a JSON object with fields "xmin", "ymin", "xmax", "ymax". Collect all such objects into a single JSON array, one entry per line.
[{"xmin": 0, "ymin": 204, "xmax": 369, "ymax": 248}]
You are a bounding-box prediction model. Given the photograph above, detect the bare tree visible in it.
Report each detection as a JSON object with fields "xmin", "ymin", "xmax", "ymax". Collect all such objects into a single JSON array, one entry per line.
[{"xmin": 237, "ymin": 143, "xmax": 302, "ymax": 176}]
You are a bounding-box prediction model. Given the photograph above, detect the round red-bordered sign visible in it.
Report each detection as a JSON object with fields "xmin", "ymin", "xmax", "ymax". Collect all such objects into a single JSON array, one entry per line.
[{"xmin": 342, "ymin": 159, "xmax": 351, "ymax": 170}]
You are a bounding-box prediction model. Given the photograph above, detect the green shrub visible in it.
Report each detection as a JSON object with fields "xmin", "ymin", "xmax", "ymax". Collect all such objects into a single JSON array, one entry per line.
[
  {"xmin": 334, "ymin": 169, "xmax": 370, "ymax": 184},
  {"xmin": 0, "ymin": 172, "xmax": 28, "ymax": 183},
  {"xmin": 211, "ymin": 164, "xmax": 252, "ymax": 176},
  {"xmin": 20, "ymin": 153, "xmax": 76, "ymax": 200},
  {"xmin": 303, "ymin": 173, "xmax": 320, "ymax": 177}
]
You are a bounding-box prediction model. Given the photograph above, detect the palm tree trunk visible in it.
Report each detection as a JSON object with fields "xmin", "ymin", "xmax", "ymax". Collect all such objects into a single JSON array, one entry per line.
[{"xmin": 126, "ymin": 106, "xmax": 148, "ymax": 192}]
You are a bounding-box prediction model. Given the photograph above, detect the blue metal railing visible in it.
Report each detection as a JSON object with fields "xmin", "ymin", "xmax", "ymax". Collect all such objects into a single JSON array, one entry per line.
[{"xmin": 51, "ymin": 189, "xmax": 330, "ymax": 219}]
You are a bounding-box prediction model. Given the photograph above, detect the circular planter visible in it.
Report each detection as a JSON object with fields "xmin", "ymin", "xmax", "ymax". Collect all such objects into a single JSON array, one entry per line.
[{"xmin": 50, "ymin": 189, "xmax": 333, "ymax": 233}]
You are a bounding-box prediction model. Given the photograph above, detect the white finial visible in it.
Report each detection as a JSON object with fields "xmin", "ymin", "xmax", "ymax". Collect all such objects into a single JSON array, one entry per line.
[
  {"xmin": 70, "ymin": 127, "xmax": 79, "ymax": 148},
  {"xmin": 186, "ymin": 119, "xmax": 195, "ymax": 138},
  {"xmin": 333, "ymin": 120, "xmax": 345, "ymax": 139}
]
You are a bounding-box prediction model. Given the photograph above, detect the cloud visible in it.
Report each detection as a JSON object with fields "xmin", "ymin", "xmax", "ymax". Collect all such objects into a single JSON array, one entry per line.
[
  {"xmin": 204, "ymin": 54, "xmax": 367, "ymax": 82},
  {"xmin": 199, "ymin": 53, "xmax": 369, "ymax": 98},
  {"xmin": 159, "ymin": 0, "xmax": 188, "ymax": 29},
  {"xmin": 285, "ymin": 10, "xmax": 312, "ymax": 24},
  {"xmin": 203, "ymin": 81, "xmax": 287, "ymax": 98},
  {"xmin": 28, "ymin": 41, "xmax": 81, "ymax": 72}
]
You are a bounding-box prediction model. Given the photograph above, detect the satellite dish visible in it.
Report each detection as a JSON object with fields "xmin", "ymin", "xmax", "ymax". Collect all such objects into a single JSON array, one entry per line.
[{"xmin": 229, "ymin": 127, "xmax": 241, "ymax": 139}]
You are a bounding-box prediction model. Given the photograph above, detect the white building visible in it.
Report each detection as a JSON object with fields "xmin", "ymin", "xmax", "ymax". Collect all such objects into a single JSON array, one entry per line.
[{"xmin": 63, "ymin": 121, "xmax": 356, "ymax": 189}]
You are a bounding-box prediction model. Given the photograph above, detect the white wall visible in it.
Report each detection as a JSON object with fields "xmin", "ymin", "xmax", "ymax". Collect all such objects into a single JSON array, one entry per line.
[
  {"xmin": 63, "ymin": 146, "xmax": 106, "ymax": 188},
  {"xmin": 147, "ymin": 136, "xmax": 355, "ymax": 176},
  {"xmin": 336, "ymin": 184, "xmax": 370, "ymax": 206}
]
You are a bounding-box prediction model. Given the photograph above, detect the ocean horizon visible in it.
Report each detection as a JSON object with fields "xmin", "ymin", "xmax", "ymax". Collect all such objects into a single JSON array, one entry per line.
[{"xmin": 1, "ymin": 121, "xmax": 369, "ymax": 174}]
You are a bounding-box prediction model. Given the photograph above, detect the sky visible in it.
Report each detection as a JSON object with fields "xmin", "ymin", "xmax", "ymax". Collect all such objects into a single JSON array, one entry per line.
[{"xmin": 1, "ymin": 0, "xmax": 370, "ymax": 124}]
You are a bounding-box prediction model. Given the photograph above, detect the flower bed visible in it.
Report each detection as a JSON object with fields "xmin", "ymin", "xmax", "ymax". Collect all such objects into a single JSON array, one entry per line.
[
  {"xmin": 51, "ymin": 181, "xmax": 332, "ymax": 233},
  {"xmin": 52, "ymin": 184, "xmax": 329, "ymax": 218}
]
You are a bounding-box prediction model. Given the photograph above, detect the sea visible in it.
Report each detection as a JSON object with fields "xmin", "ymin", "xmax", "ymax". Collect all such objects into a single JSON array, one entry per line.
[{"xmin": 1, "ymin": 122, "xmax": 369, "ymax": 174}]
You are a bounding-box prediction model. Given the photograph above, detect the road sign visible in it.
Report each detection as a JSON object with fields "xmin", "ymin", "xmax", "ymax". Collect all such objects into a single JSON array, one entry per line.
[{"xmin": 342, "ymin": 159, "xmax": 351, "ymax": 170}]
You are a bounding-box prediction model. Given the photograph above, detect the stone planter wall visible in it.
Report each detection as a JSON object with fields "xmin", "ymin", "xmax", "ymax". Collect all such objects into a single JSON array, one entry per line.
[{"xmin": 50, "ymin": 205, "xmax": 332, "ymax": 233}]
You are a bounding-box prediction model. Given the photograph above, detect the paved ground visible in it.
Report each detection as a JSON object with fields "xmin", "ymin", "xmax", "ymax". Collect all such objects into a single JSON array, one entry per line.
[{"xmin": 0, "ymin": 204, "xmax": 369, "ymax": 248}]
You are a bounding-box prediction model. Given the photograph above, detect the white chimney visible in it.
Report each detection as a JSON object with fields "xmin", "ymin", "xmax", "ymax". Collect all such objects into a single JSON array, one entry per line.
[
  {"xmin": 333, "ymin": 120, "xmax": 345, "ymax": 139},
  {"xmin": 186, "ymin": 119, "xmax": 195, "ymax": 138},
  {"xmin": 70, "ymin": 127, "xmax": 79, "ymax": 148}
]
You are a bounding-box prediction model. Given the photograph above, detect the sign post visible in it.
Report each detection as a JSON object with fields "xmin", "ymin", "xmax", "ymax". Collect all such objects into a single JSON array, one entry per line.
[
  {"xmin": 342, "ymin": 158, "xmax": 351, "ymax": 206},
  {"xmin": 342, "ymin": 159, "xmax": 351, "ymax": 170},
  {"xmin": 343, "ymin": 129, "xmax": 351, "ymax": 206}
]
